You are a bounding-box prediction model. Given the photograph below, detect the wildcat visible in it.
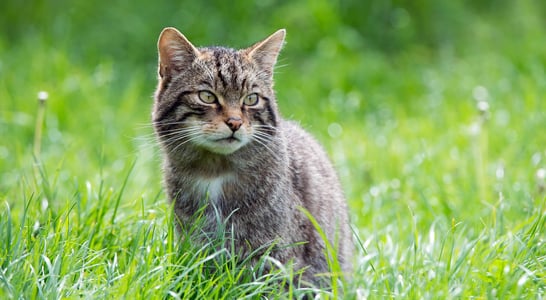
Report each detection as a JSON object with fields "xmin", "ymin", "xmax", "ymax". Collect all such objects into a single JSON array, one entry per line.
[{"xmin": 152, "ymin": 27, "xmax": 353, "ymax": 287}]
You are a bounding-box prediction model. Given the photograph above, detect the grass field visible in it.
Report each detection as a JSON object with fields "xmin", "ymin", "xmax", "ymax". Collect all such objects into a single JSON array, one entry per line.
[{"xmin": 1, "ymin": 1, "xmax": 545, "ymax": 299}]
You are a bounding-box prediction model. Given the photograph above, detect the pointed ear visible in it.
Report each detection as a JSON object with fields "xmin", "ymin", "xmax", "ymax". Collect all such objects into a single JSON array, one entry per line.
[
  {"xmin": 157, "ymin": 27, "xmax": 200, "ymax": 78},
  {"xmin": 244, "ymin": 29, "xmax": 286, "ymax": 72}
]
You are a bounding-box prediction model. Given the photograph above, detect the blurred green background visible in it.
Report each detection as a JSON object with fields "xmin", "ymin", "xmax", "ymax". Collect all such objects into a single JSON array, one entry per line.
[
  {"xmin": 1, "ymin": 0, "xmax": 545, "ymax": 229},
  {"xmin": 1, "ymin": 1, "xmax": 546, "ymax": 297}
]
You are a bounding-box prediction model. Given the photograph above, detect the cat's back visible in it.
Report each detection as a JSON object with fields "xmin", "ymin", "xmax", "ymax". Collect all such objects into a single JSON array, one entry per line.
[
  {"xmin": 281, "ymin": 119, "xmax": 343, "ymax": 195},
  {"xmin": 280, "ymin": 121, "xmax": 344, "ymax": 204},
  {"xmin": 279, "ymin": 119, "xmax": 353, "ymax": 269}
]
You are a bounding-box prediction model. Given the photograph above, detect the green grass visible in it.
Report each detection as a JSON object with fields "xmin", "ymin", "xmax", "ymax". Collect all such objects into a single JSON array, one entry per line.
[{"xmin": 1, "ymin": 1, "xmax": 546, "ymax": 299}]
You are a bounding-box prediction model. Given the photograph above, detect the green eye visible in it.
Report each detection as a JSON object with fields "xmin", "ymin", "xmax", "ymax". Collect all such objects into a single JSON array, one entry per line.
[
  {"xmin": 244, "ymin": 93, "xmax": 259, "ymax": 106},
  {"xmin": 198, "ymin": 90, "xmax": 217, "ymax": 104}
]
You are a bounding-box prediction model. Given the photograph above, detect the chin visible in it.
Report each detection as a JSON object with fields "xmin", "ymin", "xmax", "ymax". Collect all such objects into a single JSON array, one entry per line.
[{"xmin": 202, "ymin": 140, "xmax": 246, "ymax": 155}]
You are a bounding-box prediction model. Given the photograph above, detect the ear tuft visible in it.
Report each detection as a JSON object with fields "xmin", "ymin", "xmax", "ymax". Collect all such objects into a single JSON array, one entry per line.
[
  {"xmin": 244, "ymin": 29, "xmax": 286, "ymax": 72},
  {"xmin": 157, "ymin": 27, "xmax": 199, "ymax": 78}
]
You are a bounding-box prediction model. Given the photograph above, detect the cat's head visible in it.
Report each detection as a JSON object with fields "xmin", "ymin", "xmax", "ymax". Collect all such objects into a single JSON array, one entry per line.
[{"xmin": 153, "ymin": 27, "xmax": 285, "ymax": 156}]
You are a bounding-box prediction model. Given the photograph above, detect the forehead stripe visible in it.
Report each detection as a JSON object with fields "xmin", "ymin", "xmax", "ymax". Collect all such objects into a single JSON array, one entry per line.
[{"xmin": 215, "ymin": 56, "xmax": 229, "ymax": 89}]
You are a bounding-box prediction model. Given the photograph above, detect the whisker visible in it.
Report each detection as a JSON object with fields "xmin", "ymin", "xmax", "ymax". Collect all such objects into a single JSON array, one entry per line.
[
  {"xmin": 157, "ymin": 127, "xmax": 202, "ymax": 139},
  {"xmin": 161, "ymin": 129, "xmax": 202, "ymax": 146},
  {"xmin": 168, "ymin": 134, "xmax": 203, "ymax": 155},
  {"xmin": 251, "ymin": 133, "xmax": 277, "ymax": 158},
  {"xmin": 154, "ymin": 119, "xmax": 208, "ymax": 125},
  {"xmin": 252, "ymin": 124, "xmax": 277, "ymax": 131},
  {"xmin": 135, "ymin": 123, "xmax": 205, "ymax": 155},
  {"xmin": 253, "ymin": 132, "xmax": 297, "ymax": 173},
  {"xmin": 135, "ymin": 120, "xmax": 190, "ymax": 130}
]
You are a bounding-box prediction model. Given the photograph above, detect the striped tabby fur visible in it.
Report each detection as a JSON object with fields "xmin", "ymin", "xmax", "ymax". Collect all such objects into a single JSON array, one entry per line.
[{"xmin": 153, "ymin": 27, "xmax": 353, "ymax": 287}]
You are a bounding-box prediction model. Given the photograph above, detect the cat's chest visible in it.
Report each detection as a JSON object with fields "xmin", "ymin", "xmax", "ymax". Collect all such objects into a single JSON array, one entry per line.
[{"xmin": 193, "ymin": 175, "xmax": 233, "ymax": 203}]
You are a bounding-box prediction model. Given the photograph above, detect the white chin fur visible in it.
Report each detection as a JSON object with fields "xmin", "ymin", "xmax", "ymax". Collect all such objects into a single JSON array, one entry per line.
[{"xmin": 200, "ymin": 138, "xmax": 247, "ymax": 155}]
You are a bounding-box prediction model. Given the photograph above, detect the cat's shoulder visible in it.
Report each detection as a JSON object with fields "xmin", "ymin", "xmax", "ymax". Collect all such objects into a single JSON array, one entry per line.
[
  {"xmin": 279, "ymin": 120, "xmax": 324, "ymax": 152},
  {"xmin": 280, "ymin": 119, "xmax": 309, "ymax": 138}
]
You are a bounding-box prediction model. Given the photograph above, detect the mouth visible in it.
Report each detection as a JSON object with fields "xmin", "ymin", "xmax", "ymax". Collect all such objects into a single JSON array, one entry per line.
[
  {"xmin": 216, "ymin": 136, "xmax": 240, "ymax": 143},
  {"xmin": 202, "ymin": 135, "xmax": 246, "ymax": 155}
]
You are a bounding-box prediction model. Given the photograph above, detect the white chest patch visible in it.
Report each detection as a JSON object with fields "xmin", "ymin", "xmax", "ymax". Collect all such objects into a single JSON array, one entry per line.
[{"xmin": 194, "ymin": 175, "xmax": 231, "ymax": 203}]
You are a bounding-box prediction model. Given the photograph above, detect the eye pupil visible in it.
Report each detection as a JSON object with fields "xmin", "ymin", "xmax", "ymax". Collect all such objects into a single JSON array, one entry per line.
[
  {"xmin": 198, "ymin": 91, "xmax": 217, "ymax": 104},
  {"xmin": 245, "ymin": 93, "xmax": 259, "ymax": 106}
]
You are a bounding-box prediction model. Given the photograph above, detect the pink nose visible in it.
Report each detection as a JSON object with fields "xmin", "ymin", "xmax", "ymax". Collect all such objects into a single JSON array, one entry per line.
[{"xmin": 226, "ymin": 117, "xmax": 242, "ymax": 132}]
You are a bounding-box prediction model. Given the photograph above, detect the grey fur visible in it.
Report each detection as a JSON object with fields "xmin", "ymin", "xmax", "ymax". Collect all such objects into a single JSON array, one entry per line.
[{"xmin": 153, "ymin": 27, "xmax": 353, "ymax": 286}]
